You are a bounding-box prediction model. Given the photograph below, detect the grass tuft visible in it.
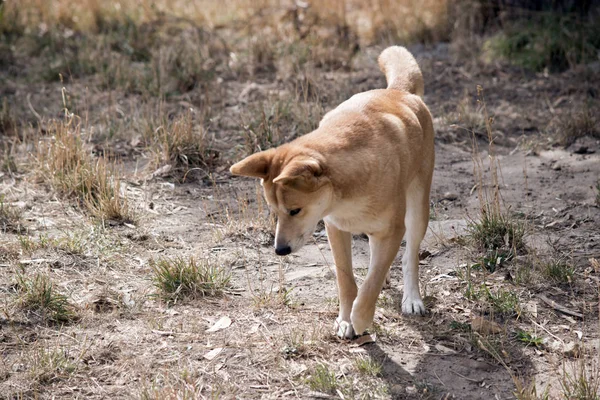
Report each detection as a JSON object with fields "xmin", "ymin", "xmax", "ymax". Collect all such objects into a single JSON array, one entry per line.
[
  {"xmin": 144, "ymin": 111, "xmax": 217, "ymax": 180},
  {"xmin": 306, "ymin": 363, "xmax": 338, "ymax": 394},
  {"xmin": 16, "ymin": 273, "xmax": 78, "ymax": 323},
  {"xmin": 468, "ymin": 206, "xmax": 525, "ymax": 255},
  {"xmin": 560, "ymin": 359, "xmax": 600, "ymax": 400},
  {"xmin": 151, "ymin": 256, "xmax": 230, "ymax": 303},
  {"xmin": 355, "ymin": 356, "xmax": 383, "ymax": 377},
  {"xmin": 28, "ymin": 345, "xmax": 77, "ymax": 384},
  {"xmin": 543, "ymin": 259, "xmax": 574, "ymax": 284},
  {"xmin": 0, "ymin": 195, "xmax": 23, "ymax": 233},
  {"xmin": 554, "ymin": 106, "xmax": 599, "ymax": 147},
  {"xmin": 36, "ymin": 116, "xmax": 134, "ymax": 223}
]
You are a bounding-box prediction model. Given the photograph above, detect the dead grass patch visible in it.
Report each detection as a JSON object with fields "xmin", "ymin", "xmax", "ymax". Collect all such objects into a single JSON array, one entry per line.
[
  {"xmin": 0, "ymin": 195, "xmax": 23, "ymax": 233},
  {"xmin": 554, "ymin": 106, "xmax": 599, "ymax": 147},
  {"xmin": 35, "ymin": 115, "xmax": 134, "ymax": 224},
  {"xmin": 151, "ymin": 256, "xmax": 230, "ymax": 303},
  {"xmin": 144, "ymin": 111, "xmax": 217, "ymax": 180}
]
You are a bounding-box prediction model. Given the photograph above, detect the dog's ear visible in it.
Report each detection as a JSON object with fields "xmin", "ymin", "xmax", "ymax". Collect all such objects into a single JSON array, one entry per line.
[
  {"xmin": 230, "ymin": 149, "xmax": 275, "ymax": 179},
  {"xmin": 273, "ymin": 159, "xmax": 324, "ymax": 191}
]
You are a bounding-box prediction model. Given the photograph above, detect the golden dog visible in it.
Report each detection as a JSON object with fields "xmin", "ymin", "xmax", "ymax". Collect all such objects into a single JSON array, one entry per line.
[{"xmin": 230, "ymin": 46, "xmax": 434, "ymax": 338}]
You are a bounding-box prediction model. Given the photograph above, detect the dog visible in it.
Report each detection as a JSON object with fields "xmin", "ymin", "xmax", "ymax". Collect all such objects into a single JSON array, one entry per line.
[{"xmin": 230, "ymin": 46, "xmax": 434, "ymax": 338}]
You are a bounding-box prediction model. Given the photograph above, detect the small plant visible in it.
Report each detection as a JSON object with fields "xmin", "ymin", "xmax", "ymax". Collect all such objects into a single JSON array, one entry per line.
[
  {"xmin": 560, "ymin": 359, "xmax": 600, "ymax": 400},
  {"xmin": 306, "ymin": 363, "xmax": 338, "ymax": 394},
  {"xmin": 151, "ymin": 256, "xmax": 230, "ymax": 302},
  {"xmin": 0, "ymin": 195, "xmax": 23, "ymax": 233},
  {"xmin": 543, "ymin": 259, "xmax": 574, "ymax": 284},
  {"xmin": 450, "ymin": 320, "xmax": 471, "ymax": 332},
  {"xmin": 468, "ymin": 207, "xmax": 525, "ymax": 255},
  {"xmin": 28, "ymin": 345, "xmax": 77, "ymax": 384},
  {"xmin": 555, "ymin": 106, "xmax": 599, "ymax": 147},
  {"xmin": 354, "ymin": 357, "xmax": 383, "ymax": 377},
  {"xmin": 144, "ymin": 111, "xmax": 216, "ymax": 180},
  {"xmin": 516, "ymin": 330, "xmax": 544, "ymax": 348},
  {"xmin": 16, "ymin": 273, "xmax": 78, "ymax": 323},
  {"xmin": 252, "ymin": 286, "xmax": 295, "ymax": 309},
  {"xmin": 473, "ymin": 249, "xmax": 513, "ymax": 273},
  {"xmin": 481, "ymin": 285, "xmax": 521, "ymax": 317},
  {"xmin": 595, "ymin": 180, "xmax": 600, "ymax": 207}
]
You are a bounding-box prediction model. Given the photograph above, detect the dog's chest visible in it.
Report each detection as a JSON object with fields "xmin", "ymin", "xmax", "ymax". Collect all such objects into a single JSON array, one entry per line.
[{"xmin": 324, "ymin": 203, "xmax": 389, "ymax": 235}]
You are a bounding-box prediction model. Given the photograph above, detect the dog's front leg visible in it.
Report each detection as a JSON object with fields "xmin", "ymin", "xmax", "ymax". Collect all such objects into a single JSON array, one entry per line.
[
  {"xmin": 325, "ymin": 222, "xmax": 357, "ymax": 339},
  {"xmin": 350, "ymin": 231, "xmax": 403, "ymax": 335}
]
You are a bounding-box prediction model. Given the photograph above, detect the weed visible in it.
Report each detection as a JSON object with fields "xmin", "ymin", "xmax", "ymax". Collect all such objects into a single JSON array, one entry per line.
[
  {"xmin": 514, "ymin": 263, "xmax": 534, "ymax": 286},
  {"xmin": 36, "ymin": 116, "xmax": 134, "ymax": 223},
  {"xmin": 468, "ymin": 207, "xmax": 525, "ymax": 255},
  {"xmin": 306, "ymin": 363, "xmax": 338, "ymax": 394},
  {"xmin": 28, "ymin": 345, "xmax": 77, "ymax": 384},
  {"xmin": 450, "ymin": 320, "xmax": 471, "ymax": 332},
  {"xmin": 16, "ymin": 273, "xmax": 78, "ymax": 323},
  {"xmin": 560, "ymin": 359, "xmax": 600, "ymax": 400},
  {"xmin": 516, "ymin": 330, "xmax": 544, "ymax": 348},
  {"xmin": 484, "ymin": 12, "xmax": 600, "ymax": 72},
  {"xmin": 543, "ymin": 259, "xmax": 574, "ymax": 284},
  {"xmin": 144, "ymin": 111, "xmax": 216, "ymax": 180},
  {"xmin": 555, "ymin": 106, "xmax": 599, "ymax": 147},
  {"xmin": 252, "ymin": 286, "xmax": 295, "ymax": 309},
  {"xmin": 596, "ymin": 180, "xmax": 600, "ymax": 206},
  {"xmin": 151, "ymin": 256, "xmax": 230, "ymax": 303},
  {"xmin": 355, "ymin": 356, "xmax": 382, "ymax": 377},
  {"xmin": 481, "ymin": 285, "xmax": 521, "ymax": 317},
  {"xmin": 0, "ymin": 195, "xmax": 23, "ymax": 233},
  {"xmin": 473, "ymin": 249, "xmax": 513, "ymax": 273}
]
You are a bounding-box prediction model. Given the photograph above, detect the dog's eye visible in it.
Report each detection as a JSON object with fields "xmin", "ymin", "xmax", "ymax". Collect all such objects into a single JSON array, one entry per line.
[{"xmin": 289, "ymin": 208, "xmax": 301, "ymax": 216}]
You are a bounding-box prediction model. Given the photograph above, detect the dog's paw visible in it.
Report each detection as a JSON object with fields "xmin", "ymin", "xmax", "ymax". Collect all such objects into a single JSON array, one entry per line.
[
  {"xmin": 402, "ymin": 295, "xmax": 426, "ymax": 315},
  {"xmin": 350, "ymin": 309, "xmax": 372, "ymax": 336},
  {"xmin": 334, "ymin": 317, "xmax": 355, "ymax": 339}
]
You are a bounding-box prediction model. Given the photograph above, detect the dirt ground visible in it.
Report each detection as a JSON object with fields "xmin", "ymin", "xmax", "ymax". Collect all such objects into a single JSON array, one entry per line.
[{"xmin": 1, "ymin": 8, "xmax": 600, "ymax": 399}]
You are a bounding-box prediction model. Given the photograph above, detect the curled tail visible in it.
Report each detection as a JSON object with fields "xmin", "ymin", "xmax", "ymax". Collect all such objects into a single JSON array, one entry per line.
[{"xmin": 378, "ymin": 46, "xmax": 424, "ymax": 97}]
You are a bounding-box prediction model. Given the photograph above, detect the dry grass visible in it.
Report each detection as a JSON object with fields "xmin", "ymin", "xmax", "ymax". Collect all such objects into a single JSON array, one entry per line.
[
  {"xmin": 35, "ymin": 116, "xmax": 134, "ymax": 223},
  {"xmin": 0, "ymin": 195, "xmax": 23, "ymax": 233},
  {"xmin": 554, "ymin": 106, "xmax": 599, "ymax": 147},
  {"xmin": 151, "ymin": 256, "xmax": 231, "ymax": 303},
  {"xmin": 144, "ymin": 111, "xmax": 217, "ymax": 180}
]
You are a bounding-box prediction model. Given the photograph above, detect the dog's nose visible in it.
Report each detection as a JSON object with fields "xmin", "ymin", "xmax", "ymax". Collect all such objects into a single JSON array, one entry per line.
[{"xmin": 275, "ymin": 246, "xmax": 291, "ymax": 256}]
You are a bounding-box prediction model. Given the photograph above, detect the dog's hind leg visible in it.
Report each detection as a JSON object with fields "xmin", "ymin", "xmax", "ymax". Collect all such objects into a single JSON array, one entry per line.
[
  {"xmin": 326, "ymin": 223, "xmax": 357, "ymax": 339},
  {"xmin": 401, "ymin": 176, "xmax": 431, "ymax": 315}
]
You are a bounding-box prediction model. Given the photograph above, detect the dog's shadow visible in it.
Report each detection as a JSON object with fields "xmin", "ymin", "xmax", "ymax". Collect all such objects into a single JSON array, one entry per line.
[{"xmin": 361, "ymin": 287, "xmax": 534, "ymax": 399}]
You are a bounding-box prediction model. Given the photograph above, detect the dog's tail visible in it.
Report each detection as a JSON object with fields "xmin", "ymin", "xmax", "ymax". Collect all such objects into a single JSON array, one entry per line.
[{"xmin": 378, "ymin": 46, "xmax": 424, "ymax": 97}]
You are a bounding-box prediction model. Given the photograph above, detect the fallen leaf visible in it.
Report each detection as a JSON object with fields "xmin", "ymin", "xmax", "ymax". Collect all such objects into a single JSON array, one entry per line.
[
  {"xmin": 206, "ymin": 316, "xmax": 232, "ymax": 333},
  {"xmin": 203, "ymin": 347, "xmax": 223, "ymax": 361},
  {"xmin": 471, "ymin": 317, "xmax": 502, "ymax": 335}
]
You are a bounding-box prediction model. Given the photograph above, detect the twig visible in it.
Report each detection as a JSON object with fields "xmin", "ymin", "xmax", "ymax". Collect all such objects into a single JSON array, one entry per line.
[
  {"xmin": 536, "ymin": 294, "xmax": 583, "ymax": 319},
  {"xmin": 451, "ymin": 370, "xmax": 484, "ymax": 383},
  {"xmin": 26, "ymin": 93, "xmax": 42, "ymax": 122}
]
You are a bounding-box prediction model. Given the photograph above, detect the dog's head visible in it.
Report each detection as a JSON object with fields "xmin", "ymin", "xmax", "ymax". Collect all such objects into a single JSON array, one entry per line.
[{"xmin": 230, "ymin": 148, "xmax": 332, "ymax": 256}]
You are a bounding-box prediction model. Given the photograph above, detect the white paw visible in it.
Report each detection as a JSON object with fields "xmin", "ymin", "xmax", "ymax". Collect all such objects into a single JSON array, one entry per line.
[
  {"xmin": 334, "ymin": 317, "xmax": 355, "ymax": 339},
  {"xmin": 402, "ymin": 294, "xmax": 426, "ymax": 315}
]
